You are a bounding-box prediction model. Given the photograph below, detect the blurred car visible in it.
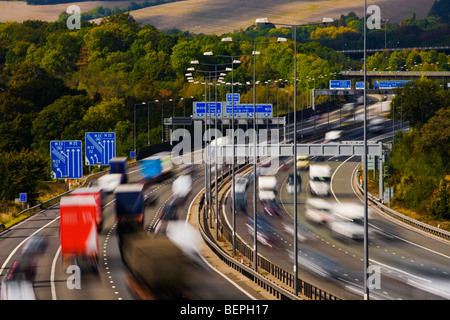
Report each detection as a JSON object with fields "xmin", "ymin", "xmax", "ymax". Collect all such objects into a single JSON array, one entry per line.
[
  {"xmin": 323, "ymin": 130, "xmax": 342, "ymax": 144},
  {"xmin": 234, "ymin": 176, "xmax": 249, "ymax": 213},
  {"xmin": 172, "ymin": 175, "xmax": 192, "ymax": 199},
  {"xmin": 286, "ymin": 172, "xmax": 302, "ymax": 194},
  {"xmin": 329, "ymin": 203, "xmax": 365, "ymax": 240},
  {"xmin": 263, "ymin": 200, "xmax": 282, "ymax": 217},
  {"xmin": 22, "ymin": 234, "xmax": 48, "ymax": 256},
  {"xmin": 97, "ymin": 173, "xmax": 121, "ymax": 193},
  {"xmin": 159, "ymin": 196, "xmax": 180, "ymax": 221},
  {"xmin": 246, "ymin": 215, "xmax": 280, "ymax": 249},
  {"xmin": 143, "ymin": 191, "xmax": 158, "ymax": 206},
  {"xmin": 369, "ymin": 116, "xmax": 384, "ymax": 133},
  {"xmin": 4, "ymin": 258, "xmax": 36, "ymax": 282},
  {"xmin": 305, "ymin": 198, "xmax": 334, "ymax": 224},
  {"xmin": 296, "ymin": 156, "xmax": 310, "ymax": 170},
  {"xmin": 1, "ymin": 280, "xmax": 36, "ymax": 300}
]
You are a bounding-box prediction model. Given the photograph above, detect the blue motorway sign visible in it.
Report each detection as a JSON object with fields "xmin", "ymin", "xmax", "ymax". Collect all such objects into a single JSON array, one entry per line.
[
  {"xmin": 226, "ymin": 93, "xmax": 240, "ymax": 104},
  {"xmin": 226, "ymin": 104, "xmax": 273, "ymax": 117},
  {"xmin": 85, "ymin": 132, "xmax": 116, "ymax": 165},
  {"xmin": 356, "ymin": 82, "xmax": 365, "ymax": 90},
  {"xmin": 330, "ymin": 80, "xmax": 351, "ymax": 90},
  {"xmin": 50, "ymin": 140, "xmax": 83, "ymax": 179},
  {"xmin": 194, "ymin": 102, "xmax": 222, "ymax": 117},
  {"xmin": 374, "ymin": 80, "xmax": 410, "ymax": 89},
  {"xmin": 19, "ymin": 193, "xmax": 27, "ymax": 202}
]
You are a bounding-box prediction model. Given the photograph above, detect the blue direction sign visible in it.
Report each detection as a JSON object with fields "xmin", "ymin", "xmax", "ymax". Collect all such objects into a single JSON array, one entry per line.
[
  {"xmin": 356, "ymin": 82, "xmax": 365, "ymax": 90},
  {"xmin": 194, "ymin": 102, "xmax": 222, "ymax": 117},
  {"xmin": 50, "ymin": 140, "xmax": 83, "ymax": 179},
  {"xmin": 330, "ymin": 80, "xmax": 351, "ymax": 89},
  {"xmin": 226, "ymin": 93, "xmax": 240, "ymax": 104},
  {"xmin": 374, "ymin": 80, "xmax": 410, "ymax": 89},
  {"xmin": 19, "ymin": 193, "xmax": 27, "ymax": 202},
  {"xmin": 85, "ymin": 132, "xmax": 116, "ymax": 165},
  {"xmin": 193, "ymin": 93, "xmax": 272, "ymax": 119}
]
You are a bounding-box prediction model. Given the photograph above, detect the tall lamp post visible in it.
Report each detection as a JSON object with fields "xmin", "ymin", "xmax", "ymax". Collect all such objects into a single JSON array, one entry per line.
[
  {"xmin": 255, "ymin": 17, "xmax": 333, "ymax": 295},
  {"xmin": 189, "ymin": 61, "xmax": 232, "ymax": 237},
  {"xmin": 363, "ymin": 0, "xmax": 370, "ymax": 300},
  {"xmin": 222, "ymin": 36, "xmax": 287, "ymax": 272},
  {"xmin": 206, "ymin": 52, "xmax": 256, "ymax": 256}
]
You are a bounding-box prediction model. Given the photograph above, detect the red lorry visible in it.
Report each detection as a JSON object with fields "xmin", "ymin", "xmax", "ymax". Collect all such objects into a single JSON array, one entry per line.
[
  {"xmin": 70, "ymin": 187, "xmax": 103, "ymax": 232},
  {"xmin": 60, "ymin": 195, "xmax": 99, "ymax": 274}
]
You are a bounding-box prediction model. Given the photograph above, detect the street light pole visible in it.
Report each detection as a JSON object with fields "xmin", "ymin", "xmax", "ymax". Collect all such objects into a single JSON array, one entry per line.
[
  {"xmin": 222, "ymin": 37, "xmax": 286, "ymax": 272},
  {"xmin": 256, "ymin": 16, "xmax": 333, "ymax": 296},
  {"xmin": 363, "ymin": 0, "xmax": 370, "ymax": 300}
]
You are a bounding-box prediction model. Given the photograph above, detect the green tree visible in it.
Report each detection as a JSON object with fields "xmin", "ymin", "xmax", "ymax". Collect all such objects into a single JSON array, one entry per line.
[
  {"xmin": 0, "ymin": 149, "xmax": 49, "ymax": 202},
  {"xmin": 80, "ymin": 98, "xmax": 126, "ymax": 133},
  {"xmin": 31, "ymin": 94, "xmax": 92, "ymax": 154},
  {"xmin": 170, "ymin": 40, "xmax": 200, "ymax": 76},
  {"xmin": 390, "ymin": 78, "xmax": 449, "ymax": 129}
]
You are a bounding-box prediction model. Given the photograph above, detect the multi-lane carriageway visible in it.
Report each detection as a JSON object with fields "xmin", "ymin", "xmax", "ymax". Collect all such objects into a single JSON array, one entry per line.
[{"xmin": 0, "ymin": 95, "xmax": 449, "ymax": 300}]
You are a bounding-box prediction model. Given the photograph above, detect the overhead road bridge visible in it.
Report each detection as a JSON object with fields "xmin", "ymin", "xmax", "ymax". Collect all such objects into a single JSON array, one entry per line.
[
  {"xmin": 340, "ymin": 70, "xmax": 450, "ymax": 79},
  {"xmin": 338, "ymin": 46, "xmax": 450, "ymax": 57}
]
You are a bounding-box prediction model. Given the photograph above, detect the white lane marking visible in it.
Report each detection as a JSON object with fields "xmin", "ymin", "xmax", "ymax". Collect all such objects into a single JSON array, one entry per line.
[
  {"xmin": 0, "ymin": 216, "xmax": 60, "ymax": 276},
  {"xmin": 50, "ymin": 245, "xmax": 61, "ymax": 300},
  {"xmin": 330, "ymin": 155, "xmax": 354, "ymax": 204}
]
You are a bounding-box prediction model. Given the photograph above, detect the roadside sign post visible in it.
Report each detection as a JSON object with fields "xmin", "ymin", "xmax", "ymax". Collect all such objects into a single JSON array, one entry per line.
[
  {"xmin": 50, "ymin": 140, "xmax": 83, "ymax": 179},
  {"xmin": 85, "ymin": 132, "xmax": 116, "ymax": 166}
]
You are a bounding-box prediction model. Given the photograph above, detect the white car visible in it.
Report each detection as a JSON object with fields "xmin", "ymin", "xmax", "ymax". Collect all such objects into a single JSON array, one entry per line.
[
  {"xmin": 329, "ymin": 203, "xmax": 365, "ymax": 240},
  {"xmin": 305, "ymin": 198, "xmax": 333, "ymax": 224},
  {"xmin": 1, "ymin": 280, "xmax": 36, "ymax": 300}
]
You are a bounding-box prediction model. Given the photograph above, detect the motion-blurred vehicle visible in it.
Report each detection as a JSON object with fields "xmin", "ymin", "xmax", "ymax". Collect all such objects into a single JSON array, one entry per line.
[
  {"xmin": 341, "ymin": 103, "xmax": 355, "ymax": 126},
  {"xmin": 329, "ymin": 203, "xmax": 365, "ymax": 240},
  {"xmin": 309, "ymin": 165, "xmax": 331, "ymax": 196},
  {"xmin": 140, "ymin": 152, "xmax": 173, "ymax": 184},
  {"xmin": 115, "ymin": 184, "xmax": 145, "ymax": 235},
  {"xmin": 158, "ymin": 195, "xmax": 180, "ymax": 222},
  {"xmin": 172, "ymin": 175, "xmax": 192, "ymax": 199},
  {"xmin": 369, "ymin": 116, "xmax": 384, "ymax": 133},
  {"xmin": 0, "ymin": 280, "xmax": 36, "ymax": 300},
  {"xmin": 70, "ymin": 187, "xmax": 104, "ymax": 231},
  {"xmin": 4, "ymin": 258, "xmax": 36, "ymax": 282},
  {"xmin": 288, "ymin": 246, "xmax": 344, "ymax": 279},
  {"xmin": 305, "ymin": 198, "xmax": 333, "ymax": 224},
  {"xmin": 109, "ymin": 157, "xmax": 128, "ymax": 184},
  {"xmin": 154, "ymin": 195, "xmax": 181, "ymax": 233},
  {"xmin": 296, "ymin": 156, "xmax": 310, "ymax": 170},
  {"xmin": 258, "ymin": 175, "xmax": 277, "ymax": 202},
  {"xmin": 246, "ymin": 215, "xmax": 280, "ymax": 249},
  {"xmin": 22, "ymin": 234, "xmax": 48, "ymax": 256},
  {"xmin": 263, "ymin": 200, "xmax": 282, "ymax": 217},
  {"xmin": 286, "ymin": 172, "xmax": 302, "ymax": 194},
  {"xmin": 98, "ymin": 173, "xmax": 121, "ymax": 193},
  {"xmin": 323, "ymin": 130, "xmax": 342, "ymax": 144},
  {"xmin": 60, "ymin": 195, "xmax": 99, "ymax": 274},
  {"xmin": 233, "ymin": 175, "xmax": 249, "ymax": 213},
  {"xmin": 143, "ymin": 191, "xmax": 158, "ymax": 206}
]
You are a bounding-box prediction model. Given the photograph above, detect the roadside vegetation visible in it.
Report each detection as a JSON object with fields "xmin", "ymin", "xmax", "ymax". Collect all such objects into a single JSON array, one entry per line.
[{"xmin": 0, "ymin": 1, "xmax": 448, "ymax": 230}]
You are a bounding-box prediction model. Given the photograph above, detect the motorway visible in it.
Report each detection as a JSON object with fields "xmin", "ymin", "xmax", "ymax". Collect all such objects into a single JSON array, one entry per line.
[
  {"xmin": 219, "ymin": 116, "xmax": 450, "ymax": 300},
  {"xmin": 0, "ymin": 163, "xmax": 258, "ymax": 300},
  {"xmin": 0, "ymin": 95, "xmax": 449, "ymax": 300}
]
